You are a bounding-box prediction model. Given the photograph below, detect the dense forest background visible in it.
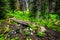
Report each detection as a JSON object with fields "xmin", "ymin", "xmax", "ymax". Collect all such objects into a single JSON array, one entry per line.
[
  {"xmin": 0, "ymin": 0, "xmax": 60, "ymax": 19},
  {"xmin": 0, "ymin": 0, "xmax": 60, "ymax": 40}
]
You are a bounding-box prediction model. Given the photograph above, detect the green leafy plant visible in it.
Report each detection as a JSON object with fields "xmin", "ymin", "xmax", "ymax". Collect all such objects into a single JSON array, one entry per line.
[
  {"xmin": 11, "ymin": 38, "xmax": 15, "ymax": 40},
  {"xmin": 25, "ymin": 31, "xmax": 30, "ymax": 36},
  {"xmin": 0, "ymin": 20, "xmax": 4, "ymax": 24},
  {"xmin": 10, "ymin": 20, "xmax": 18, "ymax": 25},
  {"xmin": 50, "ymin": 14, "xmax": 58, "ymax": 20},
  {"xmin": 15, "ymin": 37, "xmax": 19, "ymax": 40},
  {"xmin": 37, "ymin": 32, "xmax": 44, "ymax": 37},
  {"xmin": 47, "ymin": 21, "xmax": 53, "ymax": 28},
  {"xmin": 4, "ymin": 25, "xmax": 10, "ymax": 32},
  {"xmin": 8, "ymin": 10, "xmax": 30, "ymax": 21},
  {"xmin": 0, "ymin": 34, "xmax": 4, "ymax": 40},
  {"xmin": 0, "ymin": 37, "xmax": 4, "ymax": 40},
  {"xmin": 0, "ymin": 34, "xmax": 4, "ymax": 37},
  {"xmin": 26, "ymin": 38, "xmax": 32, "ymax": 40},
  {"xmin": 0, "ymin": 27, "xmax": 3, "ymax": 33},
  {"xmin": 30, "ymin": 25, "xmax": 37, "ymax": 31}
]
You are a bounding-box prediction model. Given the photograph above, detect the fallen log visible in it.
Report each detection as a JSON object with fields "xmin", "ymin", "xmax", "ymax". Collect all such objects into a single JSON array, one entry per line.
[
  {"xmin": 45, "ymin": 27, "xmax": 60, "ymax": 38},
  {"xmin": 10, "ymin": 18, "xmax": 38, "ymax": 26},
  {"xmin": 10, "ymin": 18, "xmax": 31, "ymax": 26},
  {"xmin": 10, "ymin": 18, "xmax": 60, "ymax": 38}
]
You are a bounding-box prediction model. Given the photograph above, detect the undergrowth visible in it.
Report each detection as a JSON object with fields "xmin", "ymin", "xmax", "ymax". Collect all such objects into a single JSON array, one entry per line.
[{"xmin": 5, "ymin": 10, "xmax": 60, "ymax": 32}]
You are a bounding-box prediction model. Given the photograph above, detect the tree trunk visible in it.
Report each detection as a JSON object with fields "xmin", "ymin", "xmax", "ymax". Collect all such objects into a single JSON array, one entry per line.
[
  {"xmin": 33, "ymin": 0, "xmax": 39, "ymax": 19},
  {"xmin": 15, "ymin": 0, "xmax": 20, "ymax": 10},
  {"xmin": 49, "ymin": 0, "xmax": 56, "ymax": 13}
]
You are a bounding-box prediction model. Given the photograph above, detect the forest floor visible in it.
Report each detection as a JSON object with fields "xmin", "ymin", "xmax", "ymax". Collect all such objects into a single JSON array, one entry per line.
[{"xmin": 0, "ymin": 18, "xmax": 60, "ymax": 40}]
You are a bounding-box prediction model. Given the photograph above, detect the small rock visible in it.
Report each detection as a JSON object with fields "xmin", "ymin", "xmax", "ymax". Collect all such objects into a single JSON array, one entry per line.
[
  {"xmin": 33, "ymin": 31, "xmax": 35, "ymax": 33},
  {"xmin": 31, "ymin": 32, "xmax": 34, "ymax": 35},
  {"xmin": 5, "ymin": 37, "xmax": 7, "ymax": 39},
  {"xmin": 10, "ymin": 30, "xmax": 16, "ymax": 35},
  {"xmin": 7, "ymin": 25, "xmax": 9, "ymax": 27},
  {"xmin": 40, "ymin": 26, "xmax": 46, "ymax": 32},
  {"xmin": 17, "ymin": 24, "xmax": 21, "ymax": 26},
  {"xmin": 30, "ymin": 28, "xmax": 33, "ymax": 31}
]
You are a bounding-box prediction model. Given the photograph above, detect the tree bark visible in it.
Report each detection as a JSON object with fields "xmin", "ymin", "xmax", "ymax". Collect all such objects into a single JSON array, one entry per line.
[{"xmin": 15, "ymin": 0, "xmax": 20, "ymax": 10}]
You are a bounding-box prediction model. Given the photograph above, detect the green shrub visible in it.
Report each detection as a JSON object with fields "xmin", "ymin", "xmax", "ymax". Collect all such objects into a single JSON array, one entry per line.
[
  {"xmin": 0, "ymin": 37, "xmax": 4, "ymax": 40},
  {"xmin": 24, "ymin": 27, "xmax": 31, "ymax": 36},
  {"xmin": 37, "ymin": 32, "xmax": 44, "ymax": 37},
  {"xmin": 11, "ymin": 38, "xmax": 15, "ymax": 40},
  {"xmin": 49, "ymin": 14, "xmax": 58, "ymax": 20},
  {"xmin": 0, "ymin": 34, "xmax": 4, "ymax": 40},
  {"xmin": 25, "ymin": 31, "xmax": 30, "ymax": 36},
  {"xmin": 4, "ymin": 25, "xmax": 10, "ymax": 32},
  {"xmin": 15, "ymin": 37, "xmax": 19, "ymax": 40}
]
